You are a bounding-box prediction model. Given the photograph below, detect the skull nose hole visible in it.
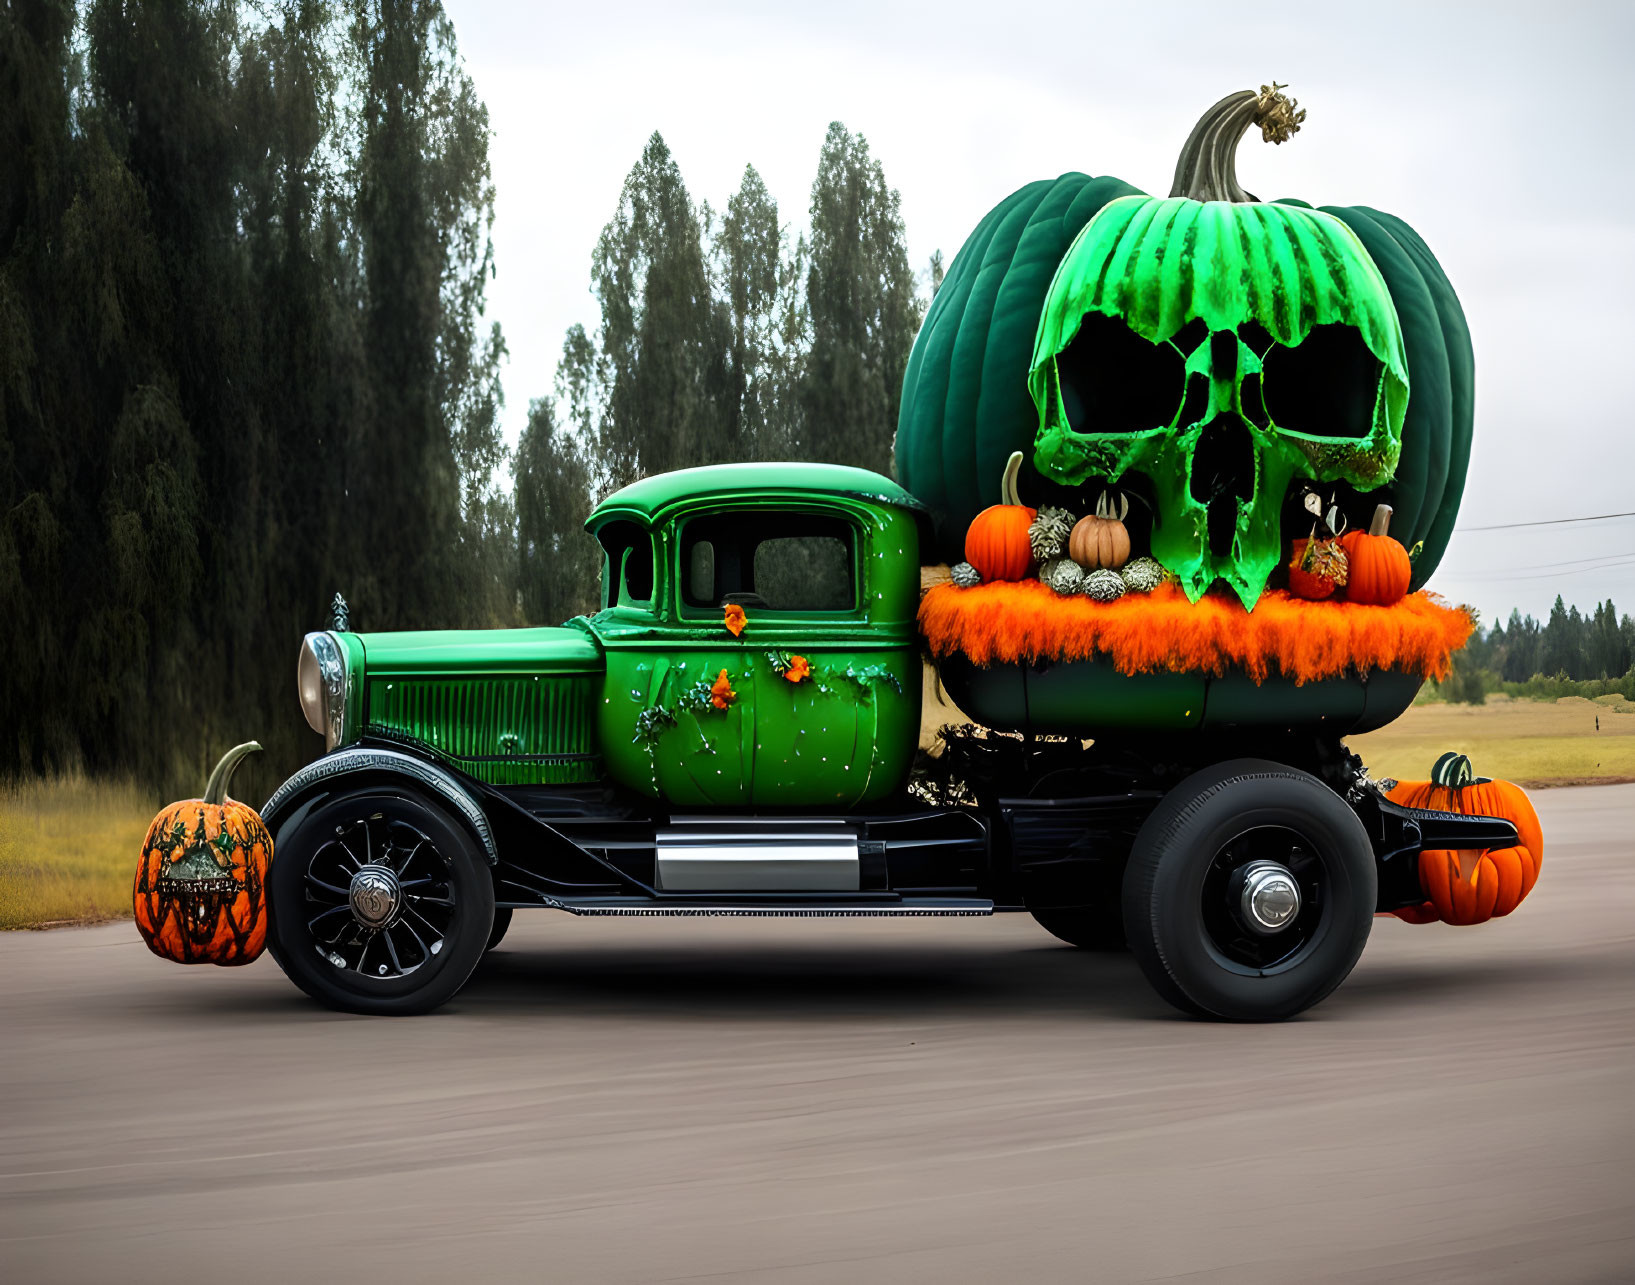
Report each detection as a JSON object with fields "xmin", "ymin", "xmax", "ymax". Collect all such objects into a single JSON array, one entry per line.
[{"xmin": 1191, "ymin": 416, "xmax": 1258, "ymax": 557}]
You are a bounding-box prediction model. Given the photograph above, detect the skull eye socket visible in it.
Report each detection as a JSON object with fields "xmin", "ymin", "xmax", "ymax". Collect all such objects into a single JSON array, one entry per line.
[
  {"xmin": 1261, "ymin": 323, "xmax": 1383, "ymax": 440},
  {"xmin": 1057, "ymin": 312, "xmax": 1186, "ymax": 436}
]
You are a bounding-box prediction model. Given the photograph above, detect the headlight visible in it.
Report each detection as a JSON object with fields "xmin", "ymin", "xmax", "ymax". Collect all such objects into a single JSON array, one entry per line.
[{"xmin": 298, "ymin": 632, "xmax": 348, "ymax": 750}]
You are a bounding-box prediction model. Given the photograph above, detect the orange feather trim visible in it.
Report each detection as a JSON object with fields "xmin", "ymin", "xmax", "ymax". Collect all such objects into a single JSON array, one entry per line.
[{"xmin": 919, "ymin": 581, "xmax": 1474, "ymax": 685}]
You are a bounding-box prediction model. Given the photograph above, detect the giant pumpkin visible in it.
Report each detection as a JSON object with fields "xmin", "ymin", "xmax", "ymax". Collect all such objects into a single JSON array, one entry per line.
[
  {"xmin": 133, "ymin": 742, "xmax": 272, "ymax": 966},
  {"xmin": 896, "ymin": 84, "xmax": 1473, "ymax": 608}
]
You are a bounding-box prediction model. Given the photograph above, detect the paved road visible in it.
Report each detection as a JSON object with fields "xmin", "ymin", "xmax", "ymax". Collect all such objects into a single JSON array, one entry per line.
[{"xmin": 3, "ymin": 786, "xmax": 1632, "ymax": 1284}]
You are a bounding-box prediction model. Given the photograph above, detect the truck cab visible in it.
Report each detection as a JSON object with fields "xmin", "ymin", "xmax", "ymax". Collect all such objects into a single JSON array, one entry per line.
[{"xmin": 582, "ymin": 463, "xmax": 926, "ymax": 808}]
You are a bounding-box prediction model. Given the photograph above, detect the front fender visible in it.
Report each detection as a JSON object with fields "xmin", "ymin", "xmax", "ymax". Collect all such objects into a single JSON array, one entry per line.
[{"xmin": 260, "ymin": 746, "xmax": 499, "ymax": 865}]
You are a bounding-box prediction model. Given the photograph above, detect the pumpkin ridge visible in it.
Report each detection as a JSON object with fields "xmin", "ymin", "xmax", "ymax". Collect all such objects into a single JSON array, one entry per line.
[
  {"xmin": 1360, "ymin": 205, "xmax": 1474, "ymax": 588},
  {"xmin": 1319, "ymin": 205, "xmax": 1447, "ymax": 549}
]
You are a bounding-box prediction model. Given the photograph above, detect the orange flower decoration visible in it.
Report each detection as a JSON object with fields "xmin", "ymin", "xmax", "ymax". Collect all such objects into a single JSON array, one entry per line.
[
  {"xmin": 709, "ymin": 669, "xmax": 737, "ymax": 710},
  {"xmin": 784, "ymin": 655, "xmax": 811, "ymax": 684},
  {"xmin": 723, "ymin": 604, "xmax": 747, "ymax": 637}
]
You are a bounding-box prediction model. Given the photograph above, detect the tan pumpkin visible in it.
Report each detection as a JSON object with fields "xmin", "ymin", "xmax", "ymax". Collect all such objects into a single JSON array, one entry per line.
[
  {"xmin": 964, "ymin": 451, "xmax": 1036, "ymax": 582},
  {"xmin": 1069, "ymin": 492, "xmax": 1131, "ymax": 571}
]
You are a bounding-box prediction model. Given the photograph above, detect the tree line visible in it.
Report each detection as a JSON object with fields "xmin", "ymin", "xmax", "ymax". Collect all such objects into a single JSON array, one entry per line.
[
  {"xmin": 1440, "ymin": 597, "xmax": 1635, "ymax": 703},
  {"xmin": 1, "ymin": 1, "xmax": 929, "ymax": 795},
  {"xmin": 515, "ymin": 127, "xmax": 929, "ymax": 626}
]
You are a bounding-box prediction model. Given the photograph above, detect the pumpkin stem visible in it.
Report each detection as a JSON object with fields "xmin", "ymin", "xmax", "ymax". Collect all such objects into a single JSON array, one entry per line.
[
  {"xmin": 1368, "ymin": 503, "xmax": 1393, "ymax": 538},
  {"xmin": 203, "ymin": 742, "xmax": 263, "ymax": 805},
  {"xmin": 1000, "ymin": 451, "xmax": 1024, "ymax": 507},
  {"xmin": 1169, "ymin": 83, "xmax": 1305, "ymax": 203},
  {"xmin": 1431, "ymin": 751, "xmax": 1476, "ymax": 789}
]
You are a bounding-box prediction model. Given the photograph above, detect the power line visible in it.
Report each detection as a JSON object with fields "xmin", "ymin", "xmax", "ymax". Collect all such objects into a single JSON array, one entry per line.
[
  {"xmin": 1456, "ymin": 510, "xmax": 1635, "ymax": 533},
  {"xmin": 1446, "ymin": 550, "xmax": 1635, "ymax": 575},
  {"xmin": 1456, "ymin": 555, "xmax": 1635, "ymax": 582}
]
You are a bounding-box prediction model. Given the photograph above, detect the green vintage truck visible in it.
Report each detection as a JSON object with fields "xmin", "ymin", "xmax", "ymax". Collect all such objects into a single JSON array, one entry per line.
[{"xmin": 262, "ymin": 460, "xmax": 1514, "ymax": 1021}]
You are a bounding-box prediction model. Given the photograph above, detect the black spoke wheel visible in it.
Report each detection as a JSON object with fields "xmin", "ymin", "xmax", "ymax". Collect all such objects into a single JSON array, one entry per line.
[
  {"xmin": 268, "ymin": 788, "xmax": 494, "ymax": 1016},
  {"xmin": 1122, "ymin": 759, "xmax": 1375, "ymax": 1022}
]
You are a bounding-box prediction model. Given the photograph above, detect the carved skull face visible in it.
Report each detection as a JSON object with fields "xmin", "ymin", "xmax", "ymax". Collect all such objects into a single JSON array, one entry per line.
[{"xmin": 1029, "ymin": 195, "xmax": 1409, "ymax": 608}]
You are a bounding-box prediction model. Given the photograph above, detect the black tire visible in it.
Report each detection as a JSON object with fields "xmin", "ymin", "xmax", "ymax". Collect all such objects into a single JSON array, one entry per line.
[
  {"xmin": 485, "ymin": 906, "xmax": 513, "ymax": 952},
  {"xmin": 268, "ymin": 787, "xmax": 495, "ymax": 1016},
  {"xmin": 1029, "ymin": 906, "xmax": 1127, "ymax": 951},
  {"xmin": 1122, "ymin": 759, "xmax": 1375, "ymax": 1022}
]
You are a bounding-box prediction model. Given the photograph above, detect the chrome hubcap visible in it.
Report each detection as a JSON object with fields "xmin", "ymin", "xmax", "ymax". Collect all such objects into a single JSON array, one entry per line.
[
  {"xmin": 348, "ymin": 865, "xmax": 402, "ymax": 929},
  {"xmin": 1238, "ymin": 860, "xmax": 1301, "ymax": 934}
]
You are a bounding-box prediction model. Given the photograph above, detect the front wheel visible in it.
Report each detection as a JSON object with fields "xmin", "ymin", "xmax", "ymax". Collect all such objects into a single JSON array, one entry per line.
[
  {"xmin": 268, "ymin": 787, "xmax": 495, "ymax": 1015},
  {"xmin": 1122, "ymin": 759, "xmax": 1375, "ymax": 1022}
]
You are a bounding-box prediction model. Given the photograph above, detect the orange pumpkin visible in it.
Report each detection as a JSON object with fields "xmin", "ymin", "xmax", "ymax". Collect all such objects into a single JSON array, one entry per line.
[
  {"xmin": 1386, "ymin": 752, "xmax": 1542, "ymax": 925},
  {"xmin": 134, "ymin": 742, "xmax": 272, "ymax": 966},
  {"xmin": 964, "ymin": 451, "xmax": 1036, "ymax": 582},
  {"xmin": 1068, "ymin": 492, "xmax": 1131, "ymax": 571},
  {"xmin": 1342, "ymin": 503, "xmax": 1412, "ymax": 606}
]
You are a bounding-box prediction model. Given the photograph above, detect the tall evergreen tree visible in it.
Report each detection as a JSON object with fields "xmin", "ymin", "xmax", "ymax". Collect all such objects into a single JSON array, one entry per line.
[
  {"xmin": 347, "ymin": 0, "xmax": 508, "ymax": 628},
  {"xmin": 798, "ymin": 122, "xmax": 919, "ymax": 475},
  {"xmin": 588, "ymin": 131, "xmax": 730, "ymax": 488},
  {"xmin": 514, "ymin": 397, "xmax": 600, "ymax": 625},
  {"xmin": 713, "ymin": 164, "xmax": 803, "ymax": 460},
  {"xmin": 0, "ymin": 0, "xmax": 511, "ymax": 792}
]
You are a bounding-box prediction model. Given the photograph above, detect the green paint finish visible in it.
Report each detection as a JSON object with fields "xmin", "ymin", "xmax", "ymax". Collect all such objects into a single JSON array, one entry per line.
[
  {"xmin": 365, "ymin": 671, "xmax": 602, "ymax": 785},
  {"xmin": 586, "ymin": 483, "xmax": 924, "ymax": 807},
  {"xmin": 356, "ymin": 626, "xmax": 603, "ymax": 677},
  {"xmin": 1029, "ymin": 195, "xmax": 1409, "ymax": 609},
  {"xmin": 896, "ymin": 172, "xmax": 1142, "ymax": 562},
  {"xmin": 339, "ymin": 625, "xmax": 605, "ymax": 783},
  {"xmin": 588, "ymin": 461, "xmax": 930, "ymax": 540}
]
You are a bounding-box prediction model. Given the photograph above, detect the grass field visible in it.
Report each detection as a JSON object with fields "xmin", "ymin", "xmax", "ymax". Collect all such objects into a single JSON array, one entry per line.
[
  {"xmin": 3, "ymin": 691, "xmax": 1630, "ymax": 929},
  {"xmin": 1349, "ymin": 693, "xmax": 1635, "ymax": 787},
  {"xmin": 0, "ymin": 777, "xmax": 156, "ymax": 930}
]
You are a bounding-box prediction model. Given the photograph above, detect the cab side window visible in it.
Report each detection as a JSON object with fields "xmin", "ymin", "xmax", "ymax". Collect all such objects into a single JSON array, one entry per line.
[
  {"xmin": 680, "ymin": 514, "xmax": 854, "ymax": 613},
  {"xmin": 597, "ymin": 521, "xmax": 654, "ymax": 609}
]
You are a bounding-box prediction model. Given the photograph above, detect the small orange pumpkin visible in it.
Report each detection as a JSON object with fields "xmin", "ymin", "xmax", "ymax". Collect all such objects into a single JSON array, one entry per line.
[
  {"xmin": 1341, "ymin": 503, "xmax": 1412, "ymax": 606},
  {"xmin": 1068, "ymin": 492, "xmax": 1131, "ymax": 571},
  {"xmin": 1386, "ymin": 752, "xmax": 1542, "ymax": 925},
  {"xmin": 134, "ymin": 742, "xmax": 272, "ymax": 966},
  {"xmin": 964, "ymin": 451, "xmax": 1036, "ymax": 582}
]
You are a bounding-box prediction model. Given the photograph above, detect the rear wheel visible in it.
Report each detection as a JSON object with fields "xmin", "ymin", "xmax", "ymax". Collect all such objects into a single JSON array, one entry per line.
[
  {"xmin": 1122, "ymin": 759, "xmax": 1375, "ymax": 1021},
  {"xmin": 268, "ymin": 787, "xmax": 495, "ymax": 1016}
]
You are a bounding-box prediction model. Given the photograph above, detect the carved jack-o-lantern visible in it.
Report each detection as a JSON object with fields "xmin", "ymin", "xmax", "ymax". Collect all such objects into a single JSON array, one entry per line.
[
  {"xmin": 1029, "ymin": 90, "xmax": 1408, "ymax": 608},
  {"xmin": 134, "ymin": 742, "xmax": 272, "ymax": 966},
  {"xmin": 899, "ymin": 84, "xmax": 1473, "ymax": 610}
]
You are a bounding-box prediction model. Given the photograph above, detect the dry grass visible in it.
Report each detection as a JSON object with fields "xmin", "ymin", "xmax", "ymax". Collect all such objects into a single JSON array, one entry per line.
[
  {"xmin": 1349, "ymin": 693, "xmax": 1635, "ymax": 788},
  {"xmin": 0, "ymin": 777, "xmax": 155, "ymax": 930}
]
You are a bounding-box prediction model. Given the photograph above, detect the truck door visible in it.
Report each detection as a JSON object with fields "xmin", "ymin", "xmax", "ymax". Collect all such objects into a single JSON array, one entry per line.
[{"xmin": 677, "ymin": 508, "xmax": 914, "ymax": 808}]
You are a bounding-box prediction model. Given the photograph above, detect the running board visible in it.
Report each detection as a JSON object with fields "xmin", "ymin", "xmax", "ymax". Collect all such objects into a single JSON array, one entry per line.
[{"xmin": 542, "ymin": 897, "xmax": 994, "ymax": 918}]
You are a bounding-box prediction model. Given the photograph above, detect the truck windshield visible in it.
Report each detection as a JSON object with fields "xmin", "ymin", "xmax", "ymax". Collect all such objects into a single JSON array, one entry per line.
[{"xmin": 680, "ymin": 513, "xmax": 854, "ymax": 613}]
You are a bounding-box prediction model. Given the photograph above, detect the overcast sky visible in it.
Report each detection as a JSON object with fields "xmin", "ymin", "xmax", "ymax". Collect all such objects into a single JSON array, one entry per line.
[{"xmin": 450, "ymin": 0, "xmax": 1634, "ymax": 628}]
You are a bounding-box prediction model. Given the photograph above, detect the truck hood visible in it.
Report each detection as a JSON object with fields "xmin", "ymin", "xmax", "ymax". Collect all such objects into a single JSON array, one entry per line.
[{"xmin": 355, "ymin": 624, "xmax": 604, "ymax": 678}]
